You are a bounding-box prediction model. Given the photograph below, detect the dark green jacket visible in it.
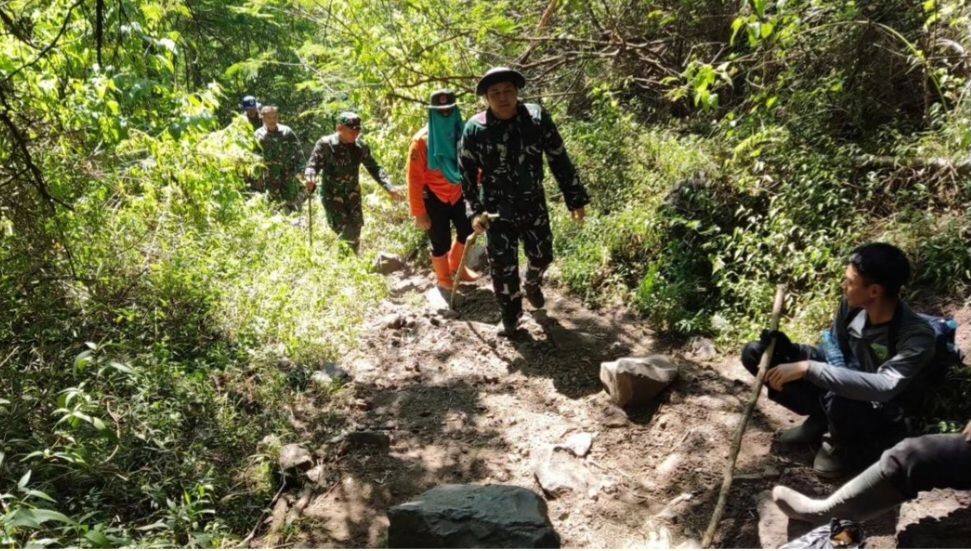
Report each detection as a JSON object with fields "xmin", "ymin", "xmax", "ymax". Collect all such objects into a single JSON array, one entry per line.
[
  {"xmin": 458, "ymin": 102, "xmax": 589, "ymax": 219},
  {"xmin": 255, "ymin": 124, "xmax": 302, "ymax": 191},
  {"xmin": 305, "ymin": 133, "xmax": 394, "ymax": 197}
]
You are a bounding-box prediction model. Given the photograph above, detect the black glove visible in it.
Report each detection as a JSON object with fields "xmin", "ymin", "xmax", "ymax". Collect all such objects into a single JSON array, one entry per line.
[{"xmin": 757, "ymin": 329, "xmax": 801, "ymax": 365}]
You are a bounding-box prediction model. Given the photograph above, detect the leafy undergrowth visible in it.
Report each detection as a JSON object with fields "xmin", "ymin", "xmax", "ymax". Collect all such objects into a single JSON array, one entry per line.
[{"xmin": 1, "ymin": 121, "xmax": 385, "ymax": 547}]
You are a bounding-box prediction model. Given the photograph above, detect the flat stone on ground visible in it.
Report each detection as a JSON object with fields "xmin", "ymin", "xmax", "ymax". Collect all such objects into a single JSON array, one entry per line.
[{"xmin": 387, "ymin": 484, "xmax": 560, "ymax": 548}]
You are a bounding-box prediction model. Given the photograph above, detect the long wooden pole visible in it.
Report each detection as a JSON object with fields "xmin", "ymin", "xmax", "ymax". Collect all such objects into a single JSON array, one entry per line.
[
  {"xmin": 701, "ymin": 284, "xmax": 787, "ymax": 548},
  {"xmin": 449, "ymin": 213, "xmax": 497, "ymax": 310}
]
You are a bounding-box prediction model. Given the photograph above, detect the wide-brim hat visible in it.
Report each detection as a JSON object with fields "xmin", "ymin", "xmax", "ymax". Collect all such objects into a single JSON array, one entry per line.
[
  {"xmin": 427, "ymin": 89, "xmax": 457, "ymax": 110},
  {"xmin": 475, "ymin": 67, "xmax": 526, "ymax": 95}
]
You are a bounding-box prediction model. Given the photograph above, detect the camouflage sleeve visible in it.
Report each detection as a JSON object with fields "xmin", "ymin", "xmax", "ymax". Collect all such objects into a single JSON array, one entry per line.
[
  {"xmin": 540, "ymin": 108, "xmax": 590, "ymax": 211},
  {"xmin": 458, "ymin": 125, "xmax": 484, "ymax": 215},
  {"xmin": 359, "ymin": 141, "xmax": 394, "ymax": 191},
  {"xmin": 306, "ymin": 137, "xmax": 328, "ymax": 173}
]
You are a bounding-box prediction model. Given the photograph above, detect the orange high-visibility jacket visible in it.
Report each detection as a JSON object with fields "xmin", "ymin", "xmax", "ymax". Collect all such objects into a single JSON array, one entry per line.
[{"xmin": 406, "ymin": 127, "xmax": 463, "ymax": 216}]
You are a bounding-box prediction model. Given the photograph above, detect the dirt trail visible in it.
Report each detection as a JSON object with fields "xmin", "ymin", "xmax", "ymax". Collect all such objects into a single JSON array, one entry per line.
[{"xmin": 261, "ymin": 264, "xmax": 969, "ymax": 548}]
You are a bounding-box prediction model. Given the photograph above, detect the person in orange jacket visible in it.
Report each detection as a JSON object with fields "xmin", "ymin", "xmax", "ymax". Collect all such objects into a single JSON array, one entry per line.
[{"xmin": 407, "ymin": 90, "xmax": 479, "ymax": 291}]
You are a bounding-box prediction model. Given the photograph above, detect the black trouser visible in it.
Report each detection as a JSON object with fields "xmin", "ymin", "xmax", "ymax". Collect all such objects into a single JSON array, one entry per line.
[
  {"xmin": 424, "ymin": 191, "xmax": 473, "ymax": 257},
  {"xmin": 880, "ymin": 433, "xmax": 971, "ymax": 497},
  {"xmin": 741, "ymin": 342, "xmax": 905, "ymax": 458}
]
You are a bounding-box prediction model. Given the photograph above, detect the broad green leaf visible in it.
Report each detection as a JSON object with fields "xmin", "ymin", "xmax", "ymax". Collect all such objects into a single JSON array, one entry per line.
[
  {"xmin": 29, "ymin": 509, "xmax": 73, "ymax": 525},
  {"xmin": 18, "ymin": 470, "xmax": 31, "ymax": 490},
  {"xmin": 25, "ymin": 489, "xmax": 56, "ymax": 503}
]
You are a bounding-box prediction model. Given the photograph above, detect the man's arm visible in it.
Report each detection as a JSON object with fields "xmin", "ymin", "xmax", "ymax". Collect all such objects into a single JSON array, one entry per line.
[
  {"xmin": 359, "ymin": 141, "xmax": 395, "ymax": 192},
  {"xmin": 538, "ymin": 107, "xmax": 590, "ymax": 212},
  {"xmin": 804, "ymin": 332, "xmax": 935, "ymax": 402},
  {"xmin": 306, "ymin": 138, "xmax": 327, "ymax": 174},
  {"xmin": 458, "ymin": 125, "xmax": 483, "ymax": 215},
  {"xmin": 406, "ymin": 137, "xmax": 428, "ymax": 217}
]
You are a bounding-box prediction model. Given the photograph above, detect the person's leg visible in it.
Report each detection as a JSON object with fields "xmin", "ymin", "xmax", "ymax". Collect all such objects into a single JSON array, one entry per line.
[
  {"xmin": 740, "ymin": 341, "xmax": 827, "ymax": 445},
  {"xmin": 424, "ymin": 193, "xmax": 453, "ymax": 289},
  {"xmin": 740, "ymin": 341, "xmax": 826, "ymax": 418},
  {"xmin": 881, "ymin": 433, "xmax": 971, "ymax": 497},
  {"xmin": 486, "ymin": 220, "xmax": 522, "ymax": 335},
  {"xmin": 520, "ymin": 209, "xmax": 554, "ymax": 309},
  {"xmin": 774, "ymin": 433, "xmax": 971, "ymax": 523},
  {"xmin": 451, "ymin": 200, "xmax": 474, "ymax": 245},
  {"xmin": 814, "ymin": 393, "xmax": 908, "ymax": 477},
  {"xmin": 446, "ymin": 200, "xmax": 478, "ymax": 282},
  {"xmin": 331, "ymin": 191, "xmax": 362, "ymax": 254}
]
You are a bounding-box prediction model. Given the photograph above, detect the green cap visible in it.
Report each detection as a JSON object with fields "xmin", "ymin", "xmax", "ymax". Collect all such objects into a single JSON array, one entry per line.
[{"xmin": 338, "ymin": 112, "xmax": 362, "ymax": 128}]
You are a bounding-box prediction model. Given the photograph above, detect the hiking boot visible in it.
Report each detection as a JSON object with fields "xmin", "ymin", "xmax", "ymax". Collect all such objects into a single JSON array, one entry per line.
[
  {"xmin": 496, "ymin": 316, "xmax": 520, "ymax": 337},
  {"xmin": 524, "ymin": 285, "xmax": 545, "ymax": 309},
  {"xmin": 813, "ymin": 440, "xmax": 848, "ymax": 479},
  {"xmin": 777, "ymin": 416, "xmax": 826, "ymax": 446}
]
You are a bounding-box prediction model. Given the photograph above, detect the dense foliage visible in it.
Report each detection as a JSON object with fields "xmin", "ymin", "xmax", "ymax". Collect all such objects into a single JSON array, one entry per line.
[{"xmin": 2, "ymin": 0, "xmax": 969, "ymax": 546}]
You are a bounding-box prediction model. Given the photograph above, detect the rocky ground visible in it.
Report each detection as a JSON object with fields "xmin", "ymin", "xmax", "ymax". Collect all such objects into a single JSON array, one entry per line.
[{"xmin": 254, "ymin": 254, "xmax": 971, "ymax": 549}]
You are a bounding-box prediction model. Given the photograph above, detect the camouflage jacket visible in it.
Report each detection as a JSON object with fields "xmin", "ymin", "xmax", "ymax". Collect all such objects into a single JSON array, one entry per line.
[
  {"xmin": 458, "ymin": 102, "xmax": 589, "ymax": 219},
  {"xmin": 255, "ymin": 124, "xmax": 302, "ymax": 189},
  {"xmin": 305, "ymin": 133, "xmax": 394, "ymax": 197}
]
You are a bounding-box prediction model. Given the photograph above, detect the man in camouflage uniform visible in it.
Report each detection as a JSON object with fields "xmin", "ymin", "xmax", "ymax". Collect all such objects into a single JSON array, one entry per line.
[
  {"xmin": 304, "ymin": 112, "xmax": 403, "ymax": 253},
  {"xmin": 254, "ymin": 105, "xmax": 303, "ymax": 208},
  {"xmin": 459, "ymin": 67, "xmax": 590, "ymax": 336}
]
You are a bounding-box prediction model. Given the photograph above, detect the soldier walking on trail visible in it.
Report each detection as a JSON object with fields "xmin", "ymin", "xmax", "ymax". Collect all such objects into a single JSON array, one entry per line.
[
  {"xmin": 241, "ymin": 95, "xmax": 262, "ymax": 130},
  {"xmin": 304, "ymin": 112, "xmax": 404, "ymax": 253},
  {"xmin": 407, "ymin": 90, "xmax": 479, "ymax": 294},
  {"xmin": 254, "ymin": 105, "xmax": 303, "ymax": 209},
  {"xmin": 459, "ymin": 67, "xmax": 590, "ymax": 336}
]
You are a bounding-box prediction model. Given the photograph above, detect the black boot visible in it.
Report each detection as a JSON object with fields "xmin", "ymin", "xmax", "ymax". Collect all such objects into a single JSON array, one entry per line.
[
  {"xmin": 524, "ymin": 284, "xmax": 545, "ymax": 309},
  {"xmin": 777, "ymin": 415, "xmax": 826, "ymax": 446},
  {"xmin": 497, "ymin": 302, "xmax": 522, "ymax": 338}
]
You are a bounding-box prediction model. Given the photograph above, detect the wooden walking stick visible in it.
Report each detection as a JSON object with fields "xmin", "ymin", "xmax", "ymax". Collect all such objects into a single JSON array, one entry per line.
[
  {"xmin": 307, "ymin": 188, "xmax": 314, "ymax": 248},
  {"xmin": 449, "ymin": 213, "xmax": 497, "ymax": 310},
  {"xmin": 701, "ymin": 283, "xmax": 787, "ymax": 548},
  {"xmin": 300, "ymin": 174, "xmax": 315, "ymax": 248}
]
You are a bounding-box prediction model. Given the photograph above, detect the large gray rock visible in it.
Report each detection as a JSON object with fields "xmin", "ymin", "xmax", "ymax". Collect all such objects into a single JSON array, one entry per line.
[
  {"xmin": 896, "ymin": 489, "xmax": 971, "ymax": 548},
  {"xmin": 387, "ymin": 484, "xmax": 560, "ymax": 548},
  {"xmin": 599, "ymin": 355, "xmax": 679, "ymax": 408}
]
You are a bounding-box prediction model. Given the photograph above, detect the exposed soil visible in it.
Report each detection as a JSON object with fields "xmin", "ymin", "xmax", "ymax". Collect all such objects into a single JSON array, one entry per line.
[{"xmin": 255, "ymin": 263, "xmax": 971, "ymax": 548}]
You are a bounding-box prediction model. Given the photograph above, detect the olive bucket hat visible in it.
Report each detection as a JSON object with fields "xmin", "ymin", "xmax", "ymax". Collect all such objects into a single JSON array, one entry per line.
[{"xmin": 475, "ymin": 67, "xmax": 526, "ymax": 95}]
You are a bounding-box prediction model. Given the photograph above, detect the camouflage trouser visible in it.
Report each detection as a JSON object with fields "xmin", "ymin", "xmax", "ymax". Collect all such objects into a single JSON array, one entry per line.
[
  {"xmin": 263, "ymin": 175, "xmax": 301, "ymax": 211},
  {"xmin": 485, "ymin": 208, "xmax": 554, "ymax": 322},
  {"xmin": 321, "ymin": 189, "xmax": 363, "ymax": 253}
]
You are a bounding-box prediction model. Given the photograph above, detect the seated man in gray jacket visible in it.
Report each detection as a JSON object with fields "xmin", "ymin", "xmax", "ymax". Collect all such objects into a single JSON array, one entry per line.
[{"xmin": 741, "ymin": 243, "xmax": 935, "ymax": 477}]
